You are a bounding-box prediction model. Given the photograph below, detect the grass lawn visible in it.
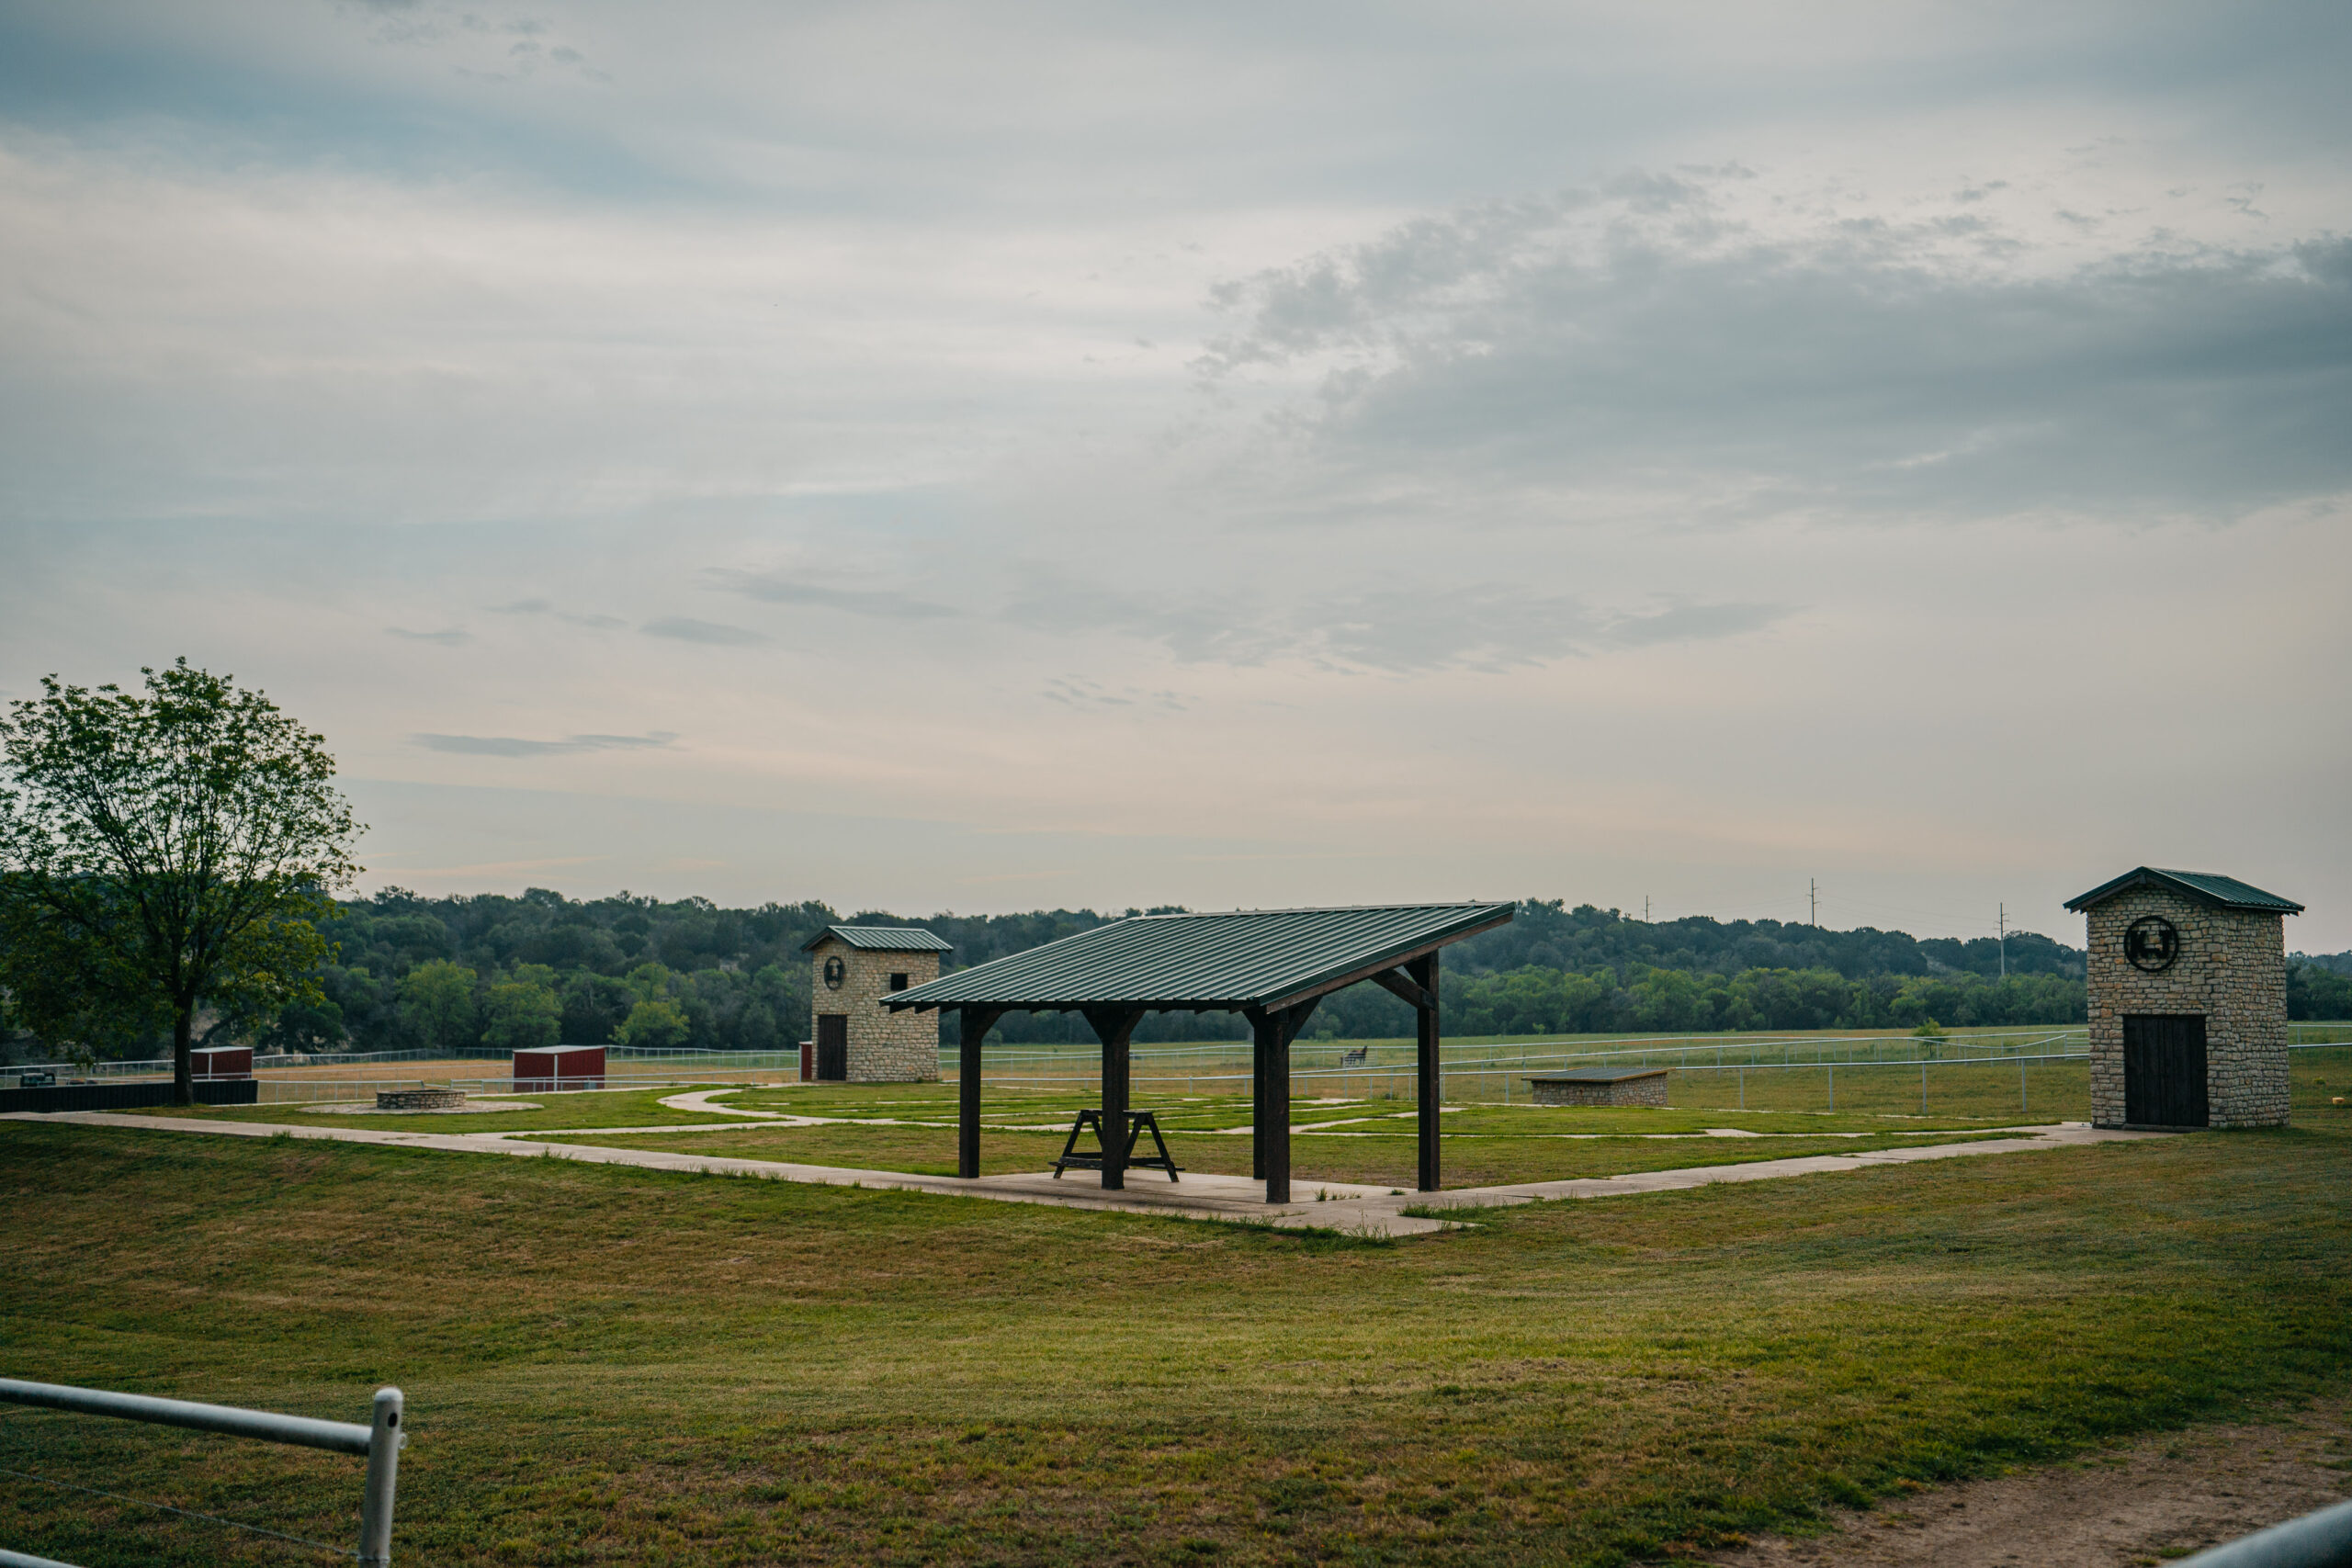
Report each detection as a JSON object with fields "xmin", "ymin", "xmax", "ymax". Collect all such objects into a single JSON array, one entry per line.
[
  {"xmin": 113, "ymin": 1083, "xmax": 2037, "ymax": 1188},
  {"xmin": 3, "ymin": 1116, "xmax": 2348, "ymax": 1567},
  {"xmin": 106, "ymin": 1085, "xmax": 770, "ymax": 1136},
  {"xmin": 529, "ymin": 1100, "xmax": 2025, "ymax": 1189}
]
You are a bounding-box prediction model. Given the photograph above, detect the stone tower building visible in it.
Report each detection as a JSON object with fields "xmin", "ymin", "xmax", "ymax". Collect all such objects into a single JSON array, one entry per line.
[
  {"xmin": 2064, "ymin": 868, "xmax": 2302, "ymax": 1130},
  {"xmin": 801, "ymin": 925, "xmax": 951, "ymax": 1083}
]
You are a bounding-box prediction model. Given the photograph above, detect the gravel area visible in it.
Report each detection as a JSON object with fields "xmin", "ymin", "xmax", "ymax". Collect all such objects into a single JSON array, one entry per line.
[{"xmin": 1700, "ymin": 1401, "xmax": 2350, "ymax": 1567}]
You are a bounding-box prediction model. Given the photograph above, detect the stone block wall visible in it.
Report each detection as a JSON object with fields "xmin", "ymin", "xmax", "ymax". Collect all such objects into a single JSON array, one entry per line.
[
  {"xmin": 2086, "ymin": 887, "xmax": 2288, "ymax": 1129},
  {"xmin": 1530, "ymin": 1073, "xmax": 1669, "ymax": 1108},
  {"xmin": 809, "ymin": 939, "xmax": 941, "ymax": 1083}
]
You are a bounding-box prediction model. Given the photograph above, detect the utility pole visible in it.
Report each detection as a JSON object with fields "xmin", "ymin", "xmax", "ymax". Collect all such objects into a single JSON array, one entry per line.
[
  {"xmin": 1999, "ymin": 903, "xmax": 2007, "ymax": 977},
  {"xmin": 1809, "ymin": 878, "xmax": 1817, "ymax": 928}
]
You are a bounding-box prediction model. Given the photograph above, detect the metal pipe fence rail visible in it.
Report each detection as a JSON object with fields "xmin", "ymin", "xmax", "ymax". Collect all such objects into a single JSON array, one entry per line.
[
  {"xmin": 959, "ymin": 1049, "xmax": 2087, "ymax": 1086},
  {"xmin": 952, "ymin": 1025, "xmax": 2097, "ymax": 1068},
  {"xmin": 2176, "ymin": 1495, "xmax": 2352, "ymax": 1567},
  {"xmin": 0, "ymin": 1379, "xmax": 404, "ymax": 1567},
  {"xmin": 240, "ymin": 1068, "xmax": 797, "ymax": 1105},
  {"xmin": 13, "ymin": 1024, "xmax": 2344, "ymax": 1085},
  {"xmin": 3, "ymin": 1046, "xmax": 811, "ymax": 1080},
  {"xmin": 954, "ymin": 1040, "xmax": 2351, "ymax": 1111}
]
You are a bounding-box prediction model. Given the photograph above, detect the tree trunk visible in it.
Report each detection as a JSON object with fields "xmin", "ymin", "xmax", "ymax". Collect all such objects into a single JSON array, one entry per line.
[{"xmin": 173, "ymin": 1006, "xmax": 194, "ymax": 1105}]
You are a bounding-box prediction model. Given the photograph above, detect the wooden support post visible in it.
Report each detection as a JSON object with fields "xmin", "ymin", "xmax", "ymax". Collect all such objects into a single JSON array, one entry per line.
[
  {"xmin": 1250, "ymin": 1016, "xmax": 1270, "ymax": 1179},
  {"xmin": 1410, "ymin": 953, "xmax": 1442, "ymax": 1191},
  {"xmin": 1264, "ymin": 1014, "xmax": 1292, "ymax": 1204},
  {"xmin": 956, "ymin": 1007, "xmax": 1002, "ymax": 1180},
  {"xmin": 1084, "ymin": 1008, "xmax": 1143, "ymax": 1190},
  {"xmin": 1248, "ymin": 999, "xmax": 1316, "ymax": 1205}
]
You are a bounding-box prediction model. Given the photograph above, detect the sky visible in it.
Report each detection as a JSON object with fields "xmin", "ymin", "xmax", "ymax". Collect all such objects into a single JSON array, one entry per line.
[{"xmin": 2, "ymin": 0, "xmax": 2347, "ymax": 948}]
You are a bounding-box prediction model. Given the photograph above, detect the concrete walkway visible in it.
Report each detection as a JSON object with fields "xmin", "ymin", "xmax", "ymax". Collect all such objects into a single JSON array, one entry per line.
[{"xmin": 7, "ymin": 1112, "xmax": 2168, "ymax": 1238}]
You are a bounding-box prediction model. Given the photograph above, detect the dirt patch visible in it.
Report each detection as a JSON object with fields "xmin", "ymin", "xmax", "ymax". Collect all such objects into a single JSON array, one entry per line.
[{"xmin": 1702, "ymin": 1402, "xmax": 2350, "ymax": 1567}]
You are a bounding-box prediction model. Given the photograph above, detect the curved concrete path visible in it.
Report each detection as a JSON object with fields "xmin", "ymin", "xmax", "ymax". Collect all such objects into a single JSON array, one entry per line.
[{"xmin": 6, "ymin": 1110, "xmax": 2168, "ymax": 1237}]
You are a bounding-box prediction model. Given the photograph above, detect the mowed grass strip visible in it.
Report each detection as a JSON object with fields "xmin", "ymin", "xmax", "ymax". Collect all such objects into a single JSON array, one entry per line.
[
  {"xmin": 105, "ymin": 1085, "xmax": 768, "ymax": 1136},
  {"xmin": 532, "ymin": 1120, "xmax": 2020, "ymax": 1188},
  {"xmin": 3, "ymin": 1118, "xmax": 2348, "ymax": 1566}
]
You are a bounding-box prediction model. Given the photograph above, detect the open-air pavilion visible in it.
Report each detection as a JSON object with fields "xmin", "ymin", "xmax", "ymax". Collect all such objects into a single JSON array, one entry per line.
[{"xmin": 881, "ymin": 901, "xmax": 1514, "ymax": 1202}]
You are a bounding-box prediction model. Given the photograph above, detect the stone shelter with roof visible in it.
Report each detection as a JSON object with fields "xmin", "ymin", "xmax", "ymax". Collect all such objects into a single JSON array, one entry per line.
[
  {"xmin": 801, "ymin": 925, "xmax": 952, "ymax": 1082},
  {"xmin": 2064, "ymin": 867, "xmax": 2303, "ymax": 1130}
]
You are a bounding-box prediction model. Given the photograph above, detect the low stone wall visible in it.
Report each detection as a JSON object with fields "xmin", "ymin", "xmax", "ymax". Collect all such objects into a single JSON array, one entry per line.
[
  {"xmin": 376, "ymin": 1089, "xmax": 468, "ymax": 1111},
  {"xmin": 1529, "ymin": 1073, "xmax": 1669, "ymax": 1108}
]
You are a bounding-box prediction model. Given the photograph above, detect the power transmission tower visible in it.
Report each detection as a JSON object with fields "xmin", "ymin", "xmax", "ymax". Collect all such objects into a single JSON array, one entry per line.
[
  {"xmin": 1998, "ymin": 903, "xmax": 2007, "ymax": 977},
  {"xmin": 1644, "ymin": 896, "xmax": 1650, "ymax": 921},
  {"xmin": 1809, "ymin": 878, "xmax": 1817, "ymax": 927}
]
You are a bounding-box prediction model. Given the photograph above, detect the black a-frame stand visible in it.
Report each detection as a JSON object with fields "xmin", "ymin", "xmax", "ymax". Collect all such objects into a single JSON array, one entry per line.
[{"xmin": 1051, "ymin": 1109, "xmax": 1181, "ymax": 1182}]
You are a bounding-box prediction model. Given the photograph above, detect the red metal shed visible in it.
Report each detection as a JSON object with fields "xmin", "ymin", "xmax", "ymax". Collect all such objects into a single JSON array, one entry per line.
[
  {"xmin": 514, "ymin": 1045, "xmax": 605, "ymax": 1092},
  {"xmin": 190, "ymin": 1045, "xmax": 254, "ymax": 1080}
]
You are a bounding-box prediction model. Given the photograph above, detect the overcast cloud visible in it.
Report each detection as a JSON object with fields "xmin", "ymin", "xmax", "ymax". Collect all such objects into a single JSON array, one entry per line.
[{"xmin": 2, "ymin": 0, "xmax": 2346, "ymax": 943}]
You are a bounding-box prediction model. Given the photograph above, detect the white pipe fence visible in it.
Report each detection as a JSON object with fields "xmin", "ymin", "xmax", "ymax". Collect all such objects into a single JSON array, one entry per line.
[
  {"xmin": 951, "ymin": 1040, "xmax": 2347, "ymax": 1113},
  {"xmin": 0, "ymin": 1379, "xmax": 403, "ymax": 1566},
  {"xmin": 2175, "ymin": 1496, "xmax": 2352, "ymax": 1567},
  {"xmin": 12, "ymin": 1029, "xmax": 2346, "ymax": 1108},
  {"xmin": 12, "ymin": 1022, "xmax": 2346, "ymax": 1086}
]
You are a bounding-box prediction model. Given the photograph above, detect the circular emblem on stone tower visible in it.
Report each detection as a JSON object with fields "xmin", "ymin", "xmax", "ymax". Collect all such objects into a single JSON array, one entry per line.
[
  {"xmin": 2123, "ymin": 915, "xmax": 2180, "ymax": 973},
  {"xmin": 822, "ymin": 955, "xmax": 846, "ymax": 989}
]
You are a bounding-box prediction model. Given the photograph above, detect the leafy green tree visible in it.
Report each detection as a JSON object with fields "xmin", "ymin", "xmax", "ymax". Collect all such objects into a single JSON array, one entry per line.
[
  {"xmin": 481, "ymin": 977, "xmax": 562, "ymax": 1052},
  {"xmin": 558, "ymin": 972, "xmax": 634, "ymax": 1044},
  {"xmin": 613, "ymin": 996, "xmax": 689, "ymax": 1049},
  {"xmin": 2289, "ymin": 963, "xmax": 2352, "ymax": 1021},
  {"xmin": 258, "ymin": 997, "xmax": 348, "ymax": 1054},
  {"xmin": 1629, "ymin": 966, "xmax": 1708, "ymax": 1032},
  {"xmin": 0, "ymin": 660, "xmax": 360, "ymax": 1101},
  {"xmin": 398, "ymin": 960, "xmax": 479, "ymax": 1052},
  {"xmin": 625, "ymin": 962, "xmax": 674, "ymax": 1003}
]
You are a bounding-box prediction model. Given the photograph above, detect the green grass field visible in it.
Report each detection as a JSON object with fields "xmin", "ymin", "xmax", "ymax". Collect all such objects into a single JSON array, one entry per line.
[
  {"xmin": 3, "ymin": 1101, "xmax": 2349, "ymax": 1566},
  {"xmin": 533, "ymin": 1117, "xmax": 2020, "ymax": 1189},
  {"xmin": 96, "ymin": 1045, "xmax": 2352, "ymax": 1195}
]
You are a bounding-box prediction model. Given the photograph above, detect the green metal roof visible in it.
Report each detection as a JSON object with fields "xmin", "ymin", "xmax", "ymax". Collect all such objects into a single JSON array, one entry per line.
[
  {"xmin": 882, "ymin": 901, "xmax": 1514, "ymax": 1015},
  {"xmin": 799, "ymin": 924, "xmax": 954, "ymax": 953},
  {"xmin": 2064, "ymin": 867, "xmax": 2303, "ymax": 915}
]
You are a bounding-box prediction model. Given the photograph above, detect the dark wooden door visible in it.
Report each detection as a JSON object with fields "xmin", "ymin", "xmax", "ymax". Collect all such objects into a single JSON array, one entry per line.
[
  {"xmin": 816, "ymin": 1014, "xmax": 849, "ymax": 1081},
  {"xmin": 2122, "ymin": 1014, "xmax": 2208, "ymax": 1127}
]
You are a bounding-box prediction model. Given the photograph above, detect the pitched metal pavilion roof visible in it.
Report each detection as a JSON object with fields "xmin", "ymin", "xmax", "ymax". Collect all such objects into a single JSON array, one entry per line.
[
  {"xmin": 799, "ymin": 924, "xmax": 955, "ymax": 953},
  {"xmin": 2063, "ymin": 867, "xmax": 2303, "ymax": 915},
  {"xmin": 882, "ymin": 901, "xmax": 1514, "ymax": 1014}
]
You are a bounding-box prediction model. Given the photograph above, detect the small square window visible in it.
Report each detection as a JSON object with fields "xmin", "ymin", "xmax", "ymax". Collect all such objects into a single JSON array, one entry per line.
[{"xmin": 889, "ymin": 972, "xmax": 909, "ymax": 991}]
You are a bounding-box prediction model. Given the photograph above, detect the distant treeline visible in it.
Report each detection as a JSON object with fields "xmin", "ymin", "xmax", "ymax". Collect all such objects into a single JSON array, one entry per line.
[{"xmin": 15, "ymin": 888, "xmax": 2350, "ymax": 1060}]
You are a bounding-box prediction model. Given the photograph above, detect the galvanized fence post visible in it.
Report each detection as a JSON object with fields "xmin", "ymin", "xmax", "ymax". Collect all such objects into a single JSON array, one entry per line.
[
  {"xmin": 357, "ymin": 1387, "xmax": 404, "ymax": 1566},
  {"xmin": 0, "ymin": 1378, "xmax": 403, "ymax": 1568}
]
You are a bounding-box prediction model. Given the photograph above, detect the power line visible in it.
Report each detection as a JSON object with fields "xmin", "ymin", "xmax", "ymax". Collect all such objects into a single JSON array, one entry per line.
[{"xmin": 1814, "ymin": 890, "xmax": 2012, "ymax": 931}]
